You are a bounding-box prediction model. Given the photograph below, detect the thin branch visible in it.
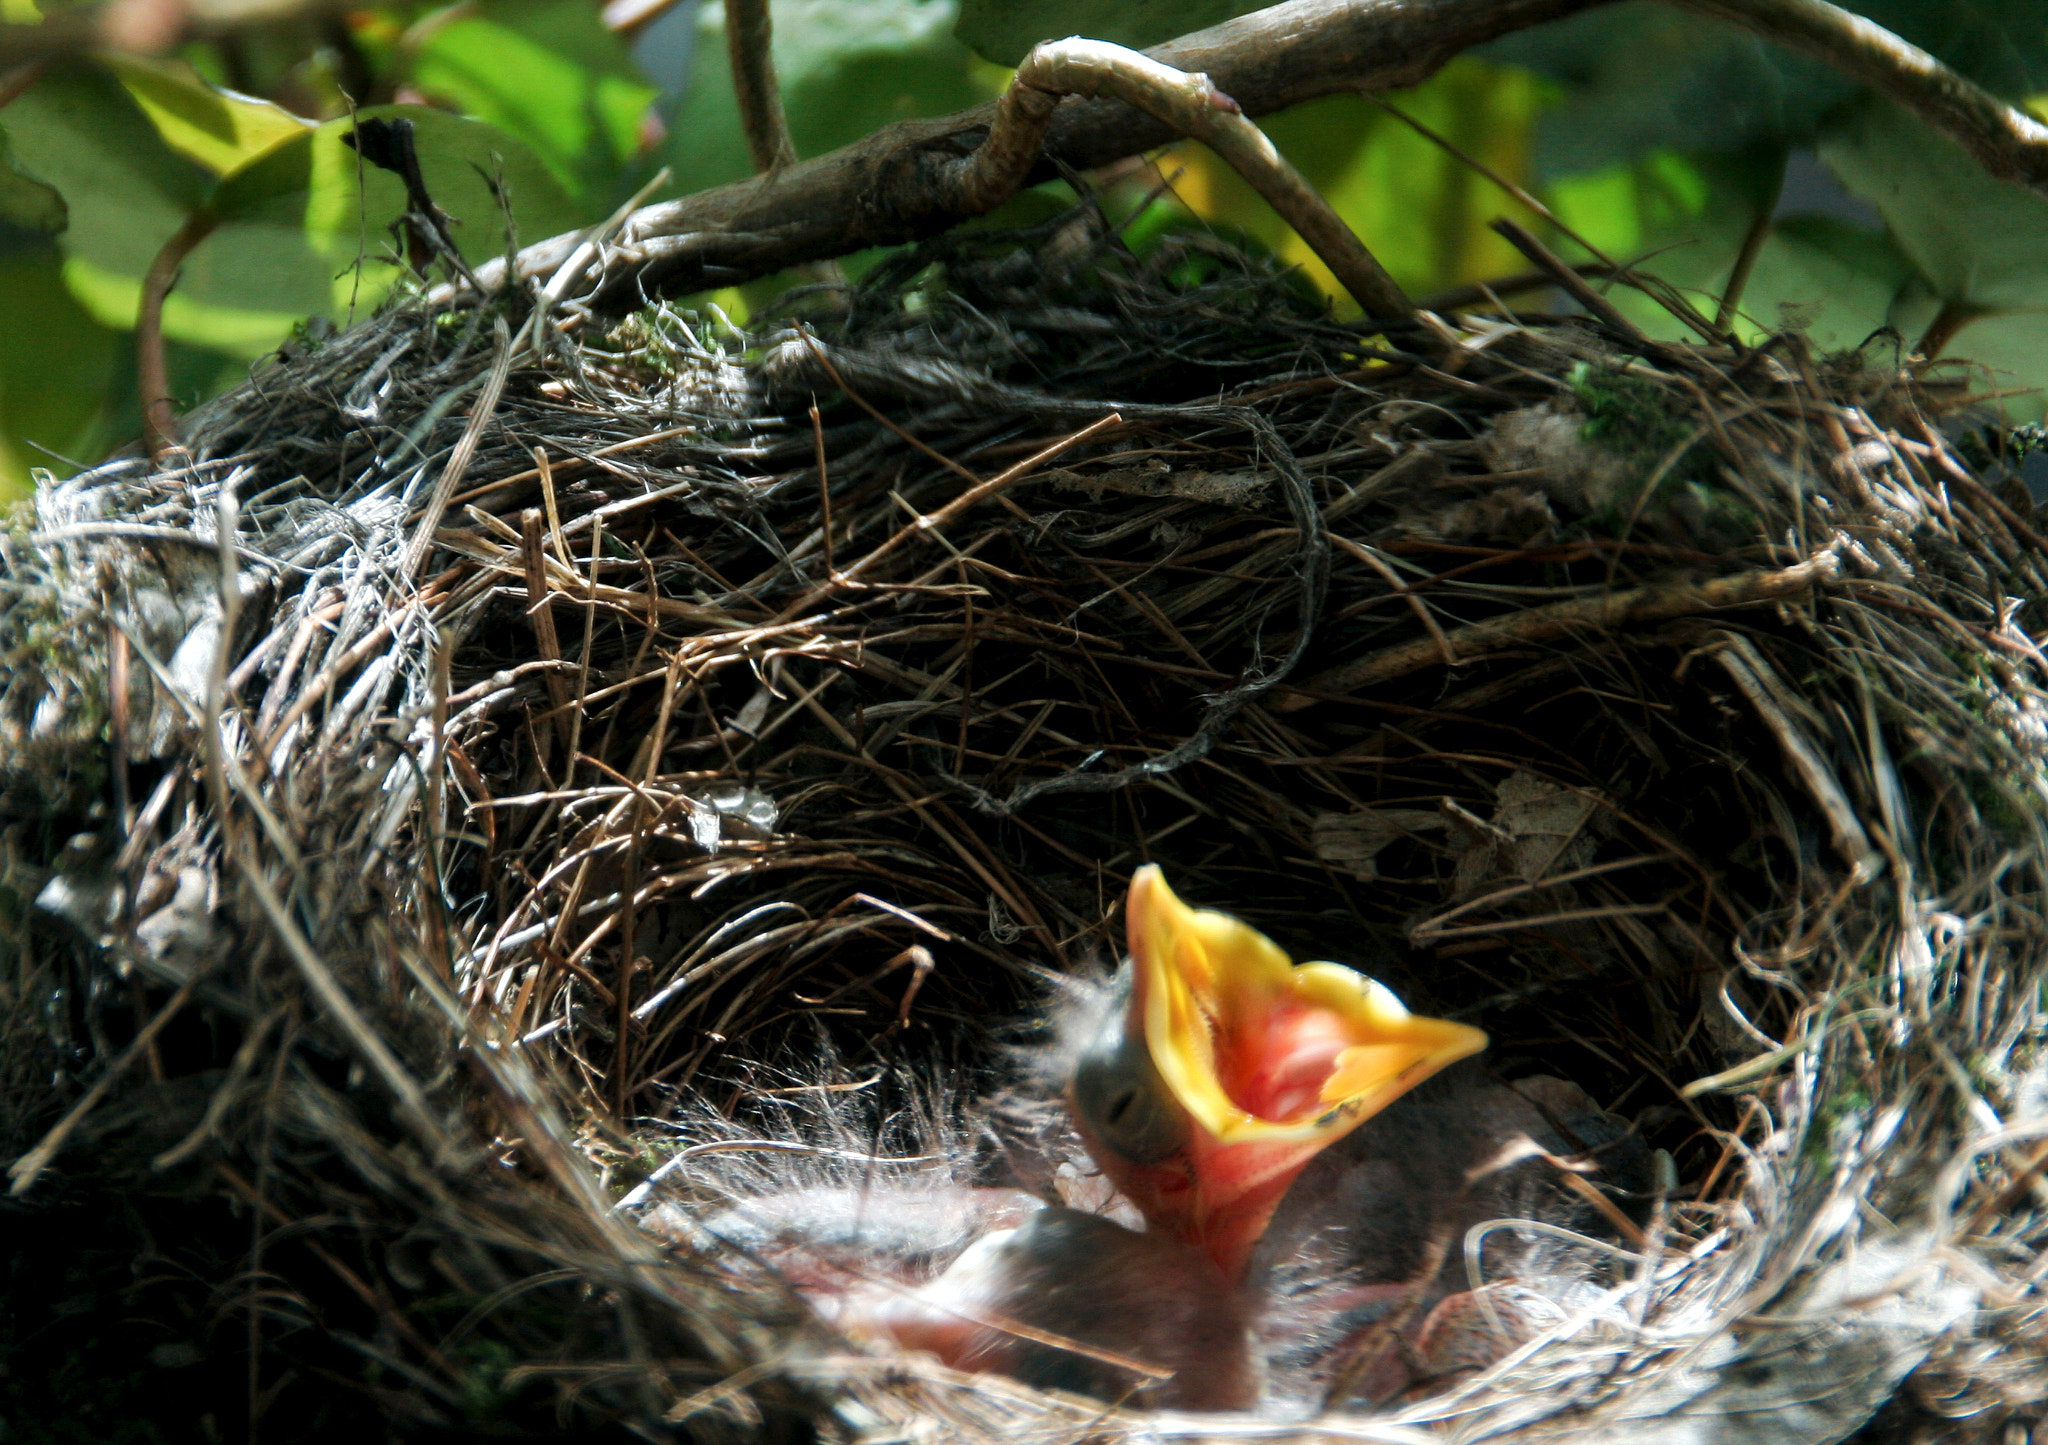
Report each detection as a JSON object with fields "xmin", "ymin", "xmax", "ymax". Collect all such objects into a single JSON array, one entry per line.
[
  {"xmin": 941, "ymin": 39, "xmax": 1409, "ymax": 316},
  {"xmin": 1018, "ymin": 40, "xmax": 1412, "ymax": 318},
  {"xmin": 1716, "ymin": 198, "xmax": 1778, "ymax": 334},
  {"xmin": 1276, "ymin": 546, "xmax": 1841, "ymax": 709},
  {"xmin": 400, "ymin": 314, "xmax": 513, "ymax": 582},
  {"xmin": 1490, "ymin": 216, "xmax": 1654, "ymax": 341},
  {"xmin": 448, "ymin": 0, "xmax": 2048, "ymax": 312},
  {"xmin": 139, "ymin": 203, "xmax": 219, "ymax": 459},
  {"xmin": 1916, "ymin": 299, "xmax": 1988, "ymax": 359},
  {"xmin": 455, "ymin": 0, "xmax": 1614, "ymax": 308},
  {"xmin": 724, "ymin": 0, "xmax": 797, "ymax": 172},
  {"xmin": 1373, "ymin": 92, "xmax": 1716, "ymax": 333}
]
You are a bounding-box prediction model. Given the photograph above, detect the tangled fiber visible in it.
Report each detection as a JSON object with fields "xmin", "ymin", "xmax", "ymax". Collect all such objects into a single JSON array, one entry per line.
[{"xmin": 4, "ymin": 212, "xmax": 2048, "ymax": 1444}]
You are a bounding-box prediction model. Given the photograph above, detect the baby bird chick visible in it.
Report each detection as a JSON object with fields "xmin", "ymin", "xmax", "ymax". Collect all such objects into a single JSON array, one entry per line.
[{"xmin": 648, "ymin": 867, "xmax": 1640, "ymax": 1415}]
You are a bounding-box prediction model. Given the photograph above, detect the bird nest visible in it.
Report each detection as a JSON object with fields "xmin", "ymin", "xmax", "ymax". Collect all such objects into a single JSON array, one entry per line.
[{"xmin": 5, "ymin": 215, "xmax": 2048, "ymax": 1443}]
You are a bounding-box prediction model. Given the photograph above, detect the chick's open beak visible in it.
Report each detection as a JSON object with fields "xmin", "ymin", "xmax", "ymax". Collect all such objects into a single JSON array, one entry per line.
[{"xmin": 1103, "ymin": 866, "xmax": 1487, "ymax": 1278}]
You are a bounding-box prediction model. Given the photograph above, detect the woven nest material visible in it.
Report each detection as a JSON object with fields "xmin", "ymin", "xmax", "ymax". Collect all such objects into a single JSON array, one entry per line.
[{"xmin": 5, "ymin": 216, "xmax": 2048, "ymax": 1444}]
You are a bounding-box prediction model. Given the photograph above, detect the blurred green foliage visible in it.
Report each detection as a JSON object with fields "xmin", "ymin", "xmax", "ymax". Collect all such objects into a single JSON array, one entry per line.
[{"xmin": 1, "ymin": 0, "xmax": 2046, "ymax": 495}]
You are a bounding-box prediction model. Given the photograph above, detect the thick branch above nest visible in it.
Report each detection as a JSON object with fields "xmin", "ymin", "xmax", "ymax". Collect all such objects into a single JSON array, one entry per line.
[
  {"xmin": 455, "ymin": 0, "xmax": 2048, "ymax": 313},
  {"xmin": 464, "ymin": 0, "xmax": 1611, "ymax": 309}
]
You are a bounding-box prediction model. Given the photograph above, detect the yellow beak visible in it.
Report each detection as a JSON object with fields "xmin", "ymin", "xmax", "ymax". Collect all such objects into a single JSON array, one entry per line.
[
  {"xmin": 1115, "ymin": 865, "xmax": 1487, "ymax": 1276},
  {"xmin": 1130, "ymin": 865, "xmax": 1486, "ymax": 1145}
]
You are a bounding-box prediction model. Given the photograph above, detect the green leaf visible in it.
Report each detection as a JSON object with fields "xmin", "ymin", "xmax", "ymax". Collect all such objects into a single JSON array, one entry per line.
[
  {"xmin": 5, "ymin": 59, "xmax": 210, "ymax": 285},
  {"xmin": 1488, "ymin": 0, "xmax": 2048, "ymax": 177},
  {"xmin": 180, "ymin": 104, "xmax": 584, "ymax": 340},
  {"xmin": 0, "ymin": 122, "xmax": 66, "ymax": 234},
  {"xmin": 0, "ymin": 246, "xmax": 117, "ymax": 496},
  {"xmin": 1921, "ymin": 307, "xmax": 2048, "ymax": 424},
  {"xmin": 1545, "ymin": 142, "xmax": 1925, "ymax": 355},
  {"xmin": 954, "ymin": 0, "xmax": 1249, "ymax": 67},
  {"xmin": 412, "ymin": 0, "xmax": 656, "ymax": 205},
  {"xmin": 1487, "ymin": 8, "xmax": 1846, "ymax": 171},
  {"xmin": 1726, "ymin": 215, "xmax": 1917, "ymax": 352},
  {"xmin": 10, "ymin": 61, "xmax": 579, "ymax": 356},
  {"xmin": 1314, "ymin": 59, "xmax": 1551, "ymax": 298},
  {"xmin": 101, "ymin": 54, "xmax": 312, "ymax": 177},
  {"xmin": 1817, "ymin": 94, "xmax": 2048, "ymax": 310},
  {"xmin": 666, "ymin": 0, "xmax": 990, "ymax": 198}
]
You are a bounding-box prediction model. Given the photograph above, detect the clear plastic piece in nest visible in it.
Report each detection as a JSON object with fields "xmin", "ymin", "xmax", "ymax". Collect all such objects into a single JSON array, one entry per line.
[{"xmin": 685, "ymin": 783, "xmax": 778, "ymax": 850}]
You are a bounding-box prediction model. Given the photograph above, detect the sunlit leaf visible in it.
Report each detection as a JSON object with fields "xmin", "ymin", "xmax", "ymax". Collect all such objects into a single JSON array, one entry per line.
[
  {"xmin": 101, "ymin": 54, "xmax": 312, "ymax": 176},
  {"xmin": 9, "ymin": 62, "xmax": 321, "ymax": 350},
  {"xmin": 60, "ymin": 255, "xmax": 306, "ymax": 358},
  {"xmin": 1313, "ymin": 60, "xmax": 1549, "ymax": 300},
  {"xmin": 206, "ymin": 104, "xmax": 584, "ymax": 318},
  {"xmin": 412, "ymin": 0, "xmax": 657, "ymax": 204},
  {"xmin": 11, "ymin": 61, "xmax": 577, "ymax": 356},
  {"xmin": 665, "ymin": 0, "xmax": 990, "ymax": 197},
  {"xmin": 5, "ymin": 59, "xmax": 209, "ymax": 283}
]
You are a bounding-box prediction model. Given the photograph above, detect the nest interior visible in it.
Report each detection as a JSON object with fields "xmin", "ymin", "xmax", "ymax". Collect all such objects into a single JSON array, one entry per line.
[{"xmin": 5, "ymin": 214, "xmax": 2048, "ymax": 1443}]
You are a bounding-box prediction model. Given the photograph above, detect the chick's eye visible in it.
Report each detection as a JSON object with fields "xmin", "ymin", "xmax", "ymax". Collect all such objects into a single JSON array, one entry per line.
[{"xmin": 1103, "ymin": 1089, "xmax": 1139, "ymax": 1126}]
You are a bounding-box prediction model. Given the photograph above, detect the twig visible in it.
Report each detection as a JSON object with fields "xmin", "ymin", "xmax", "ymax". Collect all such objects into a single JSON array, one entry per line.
[
  {"xmin": 961, "ymin": 408, "xmax": 1329, "ymax": 814},
  {"xmin": 1712, "ymin": 631, "xmax": 1883, "ymax": 883},
  {"xmin": 929, "ymin": 37, "xmax": 1411, "ymax": 315},
  {"xmin": 1010, "ymin": 40, "xmax": 1413, "ymax": 319},
  {"xmin": 1279, "ymin": 548, "xmax": 1840, "ymax": 709},
  {"xmin": 525, "ymin": 165, "xmax": 673, "ymax": 353},
  {"xmin": 239, "ymin": 848, "xmax": 458, "ymax": 1162},
  {"xmin": 1715, "ymin": 159, "xmax": 1785, "ymax": 333},
  {"xmin": 810, "ymin": 401, "xmax": 834, "ymax": 579},
  {"xmin": 1915, "ymin": 299, "xmax": 1987, "ymax": 360},
  {"xmin": 724, "ymin": 0, "xmax": 797, "ymax": 172},
  {"xmin": 401, "ymin": 314, "xmax": 513, "ymax": 581},
  {"xmin": 1379, "ymin": 92, "xmax": 1719, "ymax": 338},
  {"xmin": 825, "ymin": 408, "xmax": 1126, "ymax": 592},
  {"xmin": 521, "ymin": 508, "xmax": 574, "ymax": 758},
  {"xmin": 1417, "ymin": 265, "xmax": 1616, "ymax": 313},
  {"xmin": 1330, "ymin": 533, "xmax": 1458, "ymax": 666},
  {"xmin": 139, "ymin": 205, "xmax": 219, "ymax": 458},
  {"xmin": 1489, "ymin": 217, "xmax": 1653, "ymax": 342}
]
